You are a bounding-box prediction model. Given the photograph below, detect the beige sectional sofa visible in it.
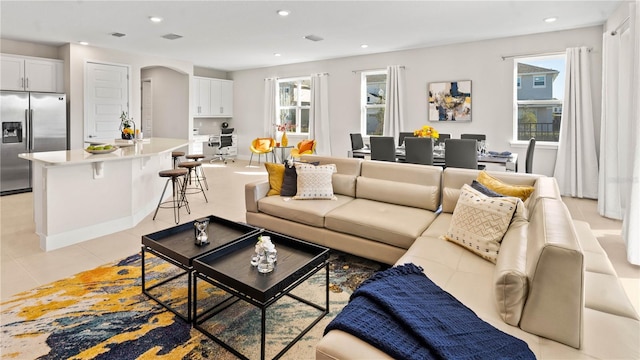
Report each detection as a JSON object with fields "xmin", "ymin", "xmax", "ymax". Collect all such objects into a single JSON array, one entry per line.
[{"xmin": 244, "ymin": 155, "xmax": 639, "ymax": 359}]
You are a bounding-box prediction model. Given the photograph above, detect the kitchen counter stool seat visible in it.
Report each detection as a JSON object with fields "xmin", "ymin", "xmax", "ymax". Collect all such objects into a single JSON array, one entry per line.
[
  {"xmin": 153, "ymin": 168, "xmax": 190, "ymax": 224},
  {"xmin": 178, "ymin": 161, "xmax": 208, "ymax": 202},
  {"xmin": 171, "ymin": 151, "xmax": 185, "ymax": 169},
  {"xmin": 185, "ymin": 154, "xmax": 208, "ymax": 190}
]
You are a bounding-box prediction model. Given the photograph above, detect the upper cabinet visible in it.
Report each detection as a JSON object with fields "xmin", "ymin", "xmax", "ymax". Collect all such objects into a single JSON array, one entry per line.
[
  {"xmin": 193, "ymin": 76, "xmax": 233, "ymax": 118},
  {"xmin": 1, "ymin": 54, "xmax": 64, "ymax": 93}
]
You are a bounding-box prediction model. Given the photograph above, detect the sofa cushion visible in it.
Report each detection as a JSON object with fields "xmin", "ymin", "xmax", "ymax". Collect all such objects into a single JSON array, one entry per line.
[
  {"xmin": 356, "ymin": 177, "xmax": 439, "ymax": 211},
  {"xmin": 264, "ymin": 162, "xmax": 285, "ymax": 196},
  {"xmin": 293, "ymin": 163, "xmax": 336, "ymax": 200},
  {"xmin": 257, "ymin": 194, "xmax": 354, "ymax": 227},
  {"xmin": 445, "ymin": 184, "xmax": 519, "ymax": 264},
  {"xmin": 477, "ymin": 171, "xmax": 535, "ymax": 201},
  {"xmin": 325, "ymin": 198, "xmax": 436, "ymax": 249}
]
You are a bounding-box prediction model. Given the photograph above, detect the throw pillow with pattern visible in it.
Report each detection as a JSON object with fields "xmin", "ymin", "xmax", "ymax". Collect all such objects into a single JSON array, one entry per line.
[{"xmin": 293, "ymin": 163, "xmax": 337, "ymax": 200}]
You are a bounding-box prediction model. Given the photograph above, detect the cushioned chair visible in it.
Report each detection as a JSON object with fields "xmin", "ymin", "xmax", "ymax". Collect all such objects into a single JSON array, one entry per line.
[
  {"xmin": 249, "ymin": 137, "xmax": 275, "ymax": 166},
  {"xmin": 370, "ymin": 136, "xmax": 396, "ymax": 162},
  {"xmin": 435, "ymin": 133, "xmax": 450, "ymax": 147},
  {"xmin": 445, "ymin": 139, "xmax": 478, "ymax": 169},
  {"xmin": 290, "ymin": 139, "xmax": 317, "ymax": 159},
  {"xmin": 460, "ymin": 133, "xmax": 486, "ymax": 141},
  {"xmin": 350, "ymin": 133, "xmax": 365, "ymax": 158},
  {"xmin": 525, "ymin": 137, "xmax": 536, "ymax": 173},
  {"xmin": 404, "ymin": 137, "xmax": 433, "ymax": 165},
  {"xmin": 398, "ymin": 132, "xmax": 414, "ymax": 147}
]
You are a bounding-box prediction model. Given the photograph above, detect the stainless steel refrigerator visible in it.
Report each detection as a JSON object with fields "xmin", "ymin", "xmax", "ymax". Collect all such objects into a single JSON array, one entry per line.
[{"xmin": 1, "ymin": 91, "xmax": 67, "ymax": 195}]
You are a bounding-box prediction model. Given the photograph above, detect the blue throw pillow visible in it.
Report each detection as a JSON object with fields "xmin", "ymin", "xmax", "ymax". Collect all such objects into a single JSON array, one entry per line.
[{"xmin": 471, "ymin": 180, "xmax": 504, "ymax": 197}]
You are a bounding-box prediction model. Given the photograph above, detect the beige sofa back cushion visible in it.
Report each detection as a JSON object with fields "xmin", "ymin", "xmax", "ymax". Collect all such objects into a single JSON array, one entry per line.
[
  {"xmin": 301, "ymin": 155, "xmax": 363, "ymax": 197},
  {"xmin": 442, "ymin": 168, "xmax": 541, "ymax": 214},
  {"xmin": 358, "ymin": 161, "xmax": 442, "ymax": 211},
  {"xmin": 520, "ymin": 198, "xmax": 584, "ymax": 349}
]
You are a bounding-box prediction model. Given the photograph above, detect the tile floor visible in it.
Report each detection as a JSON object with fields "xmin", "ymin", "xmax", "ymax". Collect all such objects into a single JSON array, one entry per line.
[{"xmin": 1, "ymin": 160, "xmax": 638, "ymax": 315}]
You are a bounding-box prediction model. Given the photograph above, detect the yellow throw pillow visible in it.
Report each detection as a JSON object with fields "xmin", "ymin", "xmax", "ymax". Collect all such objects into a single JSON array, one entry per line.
[
  {"xmin": 264, "ymin": 162, "xmax": 285, "ymax": 196},
  {"xmin": 476, "ymin": 171, "xmax": 534, "ymax": 201}
]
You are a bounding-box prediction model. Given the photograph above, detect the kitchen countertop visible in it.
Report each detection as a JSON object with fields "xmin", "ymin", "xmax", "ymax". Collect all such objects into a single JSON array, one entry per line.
[{"xmin": 19, "ymin": 138, "xmax": 188, "ymax": 166}]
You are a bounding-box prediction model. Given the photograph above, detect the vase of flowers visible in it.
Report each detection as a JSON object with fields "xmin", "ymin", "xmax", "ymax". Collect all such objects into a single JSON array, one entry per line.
[
  {"xmin": 413, "ymin": 125, "xmax": 439, "ymax": 139},
  {"xmin": 119, "ymin": 111, "xmax": 136, "ymax": 140},
  {"xmin": 274, "ymin": 122, "xmax": 293, "ymax": 147}
]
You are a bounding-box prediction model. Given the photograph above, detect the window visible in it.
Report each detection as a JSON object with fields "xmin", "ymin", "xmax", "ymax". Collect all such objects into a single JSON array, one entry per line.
[
  {"xmin": 514, "ymin": 55, "xmax": 565, "ymax": 142},
  {"xmin": 361, "ymin": 70, "xmax": 387, "ymax": 136},
  {"xmin": 277, "ymin": 77, "xmax": 310, "ymax": 134},
  {"xmin": 533, "ymin": 75, "xmax": 546, "ymax": 87}
]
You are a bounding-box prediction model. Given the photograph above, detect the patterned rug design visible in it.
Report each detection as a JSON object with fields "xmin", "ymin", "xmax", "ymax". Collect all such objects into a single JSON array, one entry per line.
[{"xmin": 1, "ymin": 251, "xmax": 383, "ymax": 360}]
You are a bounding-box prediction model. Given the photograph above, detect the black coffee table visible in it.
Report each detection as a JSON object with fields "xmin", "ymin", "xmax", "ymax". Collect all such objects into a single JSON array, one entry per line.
[
  {"xmin": 141, "ymin": 215, "xmax": 259, "ymax": 322},
  {"xmin": 193, "ymin": 230, "xmax": 330, "ymax": 360}
]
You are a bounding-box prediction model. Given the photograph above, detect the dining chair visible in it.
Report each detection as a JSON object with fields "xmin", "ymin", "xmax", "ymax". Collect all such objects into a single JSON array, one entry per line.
[
  {"xmin": 444, "ymin": 139, "xmax": 478, "ymax": 169},
  {"xmin": 398, "ymin": 132, "xmax": 414, "ymax": 147},
  {"xmin": 404, "ymin": 137, "xmax": 433, "ymax": 165},
  {"xmin": 460, "ymin": 134, "xmax": 486, "ymax": 141},
  {"xmin": 370, "ymin": 136, "xmax": 396, "ymax": 162},
  {"xmin": 435, "ymin": 133, "xmax": 451, "ymax": 147},
  {"xmin": 525, "ymin": 137, "xmax": 536, "ymax": 173},
  {"xmin": 350, "ymin": 133, "xmax": 365, "ymax": 159}
]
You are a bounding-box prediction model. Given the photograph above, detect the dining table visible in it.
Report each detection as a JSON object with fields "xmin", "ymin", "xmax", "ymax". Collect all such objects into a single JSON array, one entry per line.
[{"xmin": 348, "ymin": 147, "xmax": 518, "ymax": 172}]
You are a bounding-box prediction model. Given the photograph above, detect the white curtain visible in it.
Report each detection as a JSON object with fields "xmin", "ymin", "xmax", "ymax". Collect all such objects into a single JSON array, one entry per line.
[
  {"xmin": 383, "ymin": 65, "xmax": 405, "ymax": 144},
  {"xmin": 263, "ymin": 78, "xmax": 277, "ymax": 138},
  {"xmin": 553, "ymin": 47, "xmax": 599, "ymax": 198},
  {"xmin": 310, "ymin": 73, "xmax": 332, "ymax": 155},
  {"xmin": 621, "ymin": 1, "xmax": 640, "ymax": 265}
]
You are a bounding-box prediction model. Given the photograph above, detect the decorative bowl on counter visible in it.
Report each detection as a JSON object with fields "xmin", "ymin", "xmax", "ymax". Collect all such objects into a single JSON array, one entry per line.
[{"xmin": 85, "ymin": 145, "xmax": 119, "ymax": 154}]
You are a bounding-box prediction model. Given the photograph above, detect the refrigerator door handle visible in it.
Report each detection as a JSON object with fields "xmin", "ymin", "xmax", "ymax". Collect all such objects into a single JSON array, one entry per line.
[{"xmin": 28, "ymin": 109, "xmax": 34, "ymax": 151}]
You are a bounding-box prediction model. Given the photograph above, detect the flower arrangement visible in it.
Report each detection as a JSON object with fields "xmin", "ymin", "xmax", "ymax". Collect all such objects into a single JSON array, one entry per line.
[
  {"xmin": 274, "ymin": 122, "xmax": 294, "ymax": 132},
  {"xmin": 119, "ymin": 111, "xmax": 136, "ymax": 140},
  {"xmin": 413, "ymin": 125, "xmax": 439, "ymax": 139}
]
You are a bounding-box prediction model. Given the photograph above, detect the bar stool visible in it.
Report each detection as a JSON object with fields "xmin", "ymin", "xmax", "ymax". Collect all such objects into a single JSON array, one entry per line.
[
  {"xmin": 178, "ymin": 161, "xmax": 208, "ymax": 202},
  {"xmin": 185, "ymin": 154, "xmax": 208, "ymax": 190},
  {"xmin": 153, "ymin": 168, "xmax": 190, "ymax": 224},
  {"xmin": 172, "ymin": 151, "xmax": 185, "ymax": 169}
]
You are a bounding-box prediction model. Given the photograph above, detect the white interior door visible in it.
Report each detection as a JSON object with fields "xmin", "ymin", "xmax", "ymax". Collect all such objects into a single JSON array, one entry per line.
[
  {"xmin": 141, "ymin": 79, "xmax": 152, "ymax": 137},
  {"xmin": 85, "ymin": 62, "xmax": 129, "ymax": 142}
]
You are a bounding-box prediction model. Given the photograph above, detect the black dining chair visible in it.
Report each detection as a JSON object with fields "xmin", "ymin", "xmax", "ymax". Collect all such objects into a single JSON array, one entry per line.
[
  {"xmin": 460, "ymin": 134, "xmax": 486, "ymax": 141},
  {"xmin": 435, "ymin": 133, "xmax": 451, "ymax": 147},
  {"xmin": 398, "ymin": 132, "xmax": 414, "ymax": 147},
  {"xmin": 370, "ymin": 136, "xmax": 396, "ymax": 162},
  {"xmin": 350, "ymin": 133, "xmax": 365, "ymax": 159},
  {"xmin": 525, "ymin": 137, "xmax": 536, "ymax": 173},
  {"xmin": 404, "ymin": 137, "xmax": 433, "ymax": 165},
  {"xmin": 445, "ymin": 139, "xmax": 478, "ymax": 169}
]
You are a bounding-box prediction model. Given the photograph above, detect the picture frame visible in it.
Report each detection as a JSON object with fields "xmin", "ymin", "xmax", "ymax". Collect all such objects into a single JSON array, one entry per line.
[{"xmin": 428, "ymin": 80, "xmax": 472, "ymax": 122}]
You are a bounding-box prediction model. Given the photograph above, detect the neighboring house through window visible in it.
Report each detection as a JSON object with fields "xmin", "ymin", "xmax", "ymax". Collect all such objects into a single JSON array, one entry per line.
[
  {"xmin": 361, "ymin": 70, "xmax": 387, "ymax": 136},
  {"xmin": 514, "ymin": 55, "xmax": 565, "ymax": 142},
  {"xmin": 277, "ymin": 77, "xmax": 310, "ymax": 134}
]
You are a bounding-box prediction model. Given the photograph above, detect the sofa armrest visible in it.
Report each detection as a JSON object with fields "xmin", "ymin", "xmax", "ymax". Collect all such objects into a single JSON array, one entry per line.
[{"xmin": 245, "ymin": 180, "xmax": 270, "ymax": 213}]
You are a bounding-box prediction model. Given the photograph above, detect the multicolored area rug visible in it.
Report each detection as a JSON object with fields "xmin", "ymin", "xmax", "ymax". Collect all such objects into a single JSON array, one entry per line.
[{"xmin": 1, "ymin": 251, "xmax": 384, "ymax": 360}]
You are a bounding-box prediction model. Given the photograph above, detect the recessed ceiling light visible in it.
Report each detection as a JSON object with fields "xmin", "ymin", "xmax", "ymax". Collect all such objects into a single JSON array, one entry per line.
[
  {"xmin": 149, "ymin": 16, "xmax": 163, "ymax": 23},
  {"xmin": 79, "ymin": 41, "xmax": 89, "ymax": 46},
  {"xmin": 544, "ymin": 17, "xmax": 557, "ymax": 23},
  {"xmin": 361, "ymin": 44, "xmax": 369, "ymax": 48},
  {"xmin": 274, "ymin": 53, "xmax": 282, "ymax": 57},
  {"xmin": 277, "ymin": 10, "xmax": 290, "ymax": 16}
]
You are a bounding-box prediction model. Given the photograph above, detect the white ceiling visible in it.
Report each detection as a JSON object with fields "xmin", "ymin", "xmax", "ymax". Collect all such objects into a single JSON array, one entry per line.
[{"xmin": 0, "ymin": 1, "xmax": 623, "ymax": 72}]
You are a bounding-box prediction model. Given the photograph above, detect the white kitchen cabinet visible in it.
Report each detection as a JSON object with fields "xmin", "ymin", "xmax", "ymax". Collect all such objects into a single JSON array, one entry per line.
[
  {"xmin": 1, "ymin": 54, "xmax": 63, "ymax": 92},
  {"xmin": 193, "ymin": 76, "xmax": 233, "ymax": 117}
]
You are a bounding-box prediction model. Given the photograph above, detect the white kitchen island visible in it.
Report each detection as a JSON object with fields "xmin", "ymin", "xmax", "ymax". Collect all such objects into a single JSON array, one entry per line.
[{"xmin": 19, "ymin": 138, "xmax": 188, "ymax": 251}]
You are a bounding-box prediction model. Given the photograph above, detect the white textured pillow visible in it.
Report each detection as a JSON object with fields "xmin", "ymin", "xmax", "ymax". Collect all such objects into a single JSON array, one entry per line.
[
  {"xmin": 293, "ymin": 163, "xmax": 337, "ymax": 200},
  {"xmin": 444, "ymin": 184, "xmax": 519, "ymax": 263}
]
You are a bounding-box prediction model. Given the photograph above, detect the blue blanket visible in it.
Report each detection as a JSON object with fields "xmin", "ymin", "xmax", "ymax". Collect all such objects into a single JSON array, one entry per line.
[{"xmin": 325, "ymin": 263, "xmax": 535, "ymax": 360}]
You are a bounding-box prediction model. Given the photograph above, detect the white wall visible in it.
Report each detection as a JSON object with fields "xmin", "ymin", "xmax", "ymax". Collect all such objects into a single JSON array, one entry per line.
[
  {"xmin": 65, "ymin": 43, "xmax": 194, "ymax": 149},
  {"xmin": 140, "ymin": 67, "xmax": 189, "ymax": 139},
  {"xmin": 0, "ymin": 38, "xmax": 60, "ymax": 59},
  {"xmin": 230, "ymin": 26, "xmax": 603, "ymax": 176}
]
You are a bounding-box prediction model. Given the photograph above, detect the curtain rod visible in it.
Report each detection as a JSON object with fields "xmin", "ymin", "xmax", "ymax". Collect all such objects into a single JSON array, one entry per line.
[
  {"xmin": 264, "ymin": 73, "xmax": 329, "ymax": 80},
  {"xmin": 352, "ymin": 66, "xmax": 404, "ymax": 74},
  {"xmin": 501, "ymin": 48, "xmax": 592, "ymax": 60},
  {"xmin": 610, "ymin": 16, "xmax": 630, "ymax": 35}
]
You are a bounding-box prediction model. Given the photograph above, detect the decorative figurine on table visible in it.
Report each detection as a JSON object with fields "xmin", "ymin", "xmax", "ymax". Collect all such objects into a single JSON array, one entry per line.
[
  {"xmin": 119, "ymin": 111, "xmax": 136, "ymax": 140},
  {"xmin": 194, "ymin": 218, "xmax": 210, "ymax": 246},
  {"xmin": 250, "ymin": 235, "xmax": 277, "ymax": 273}
]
